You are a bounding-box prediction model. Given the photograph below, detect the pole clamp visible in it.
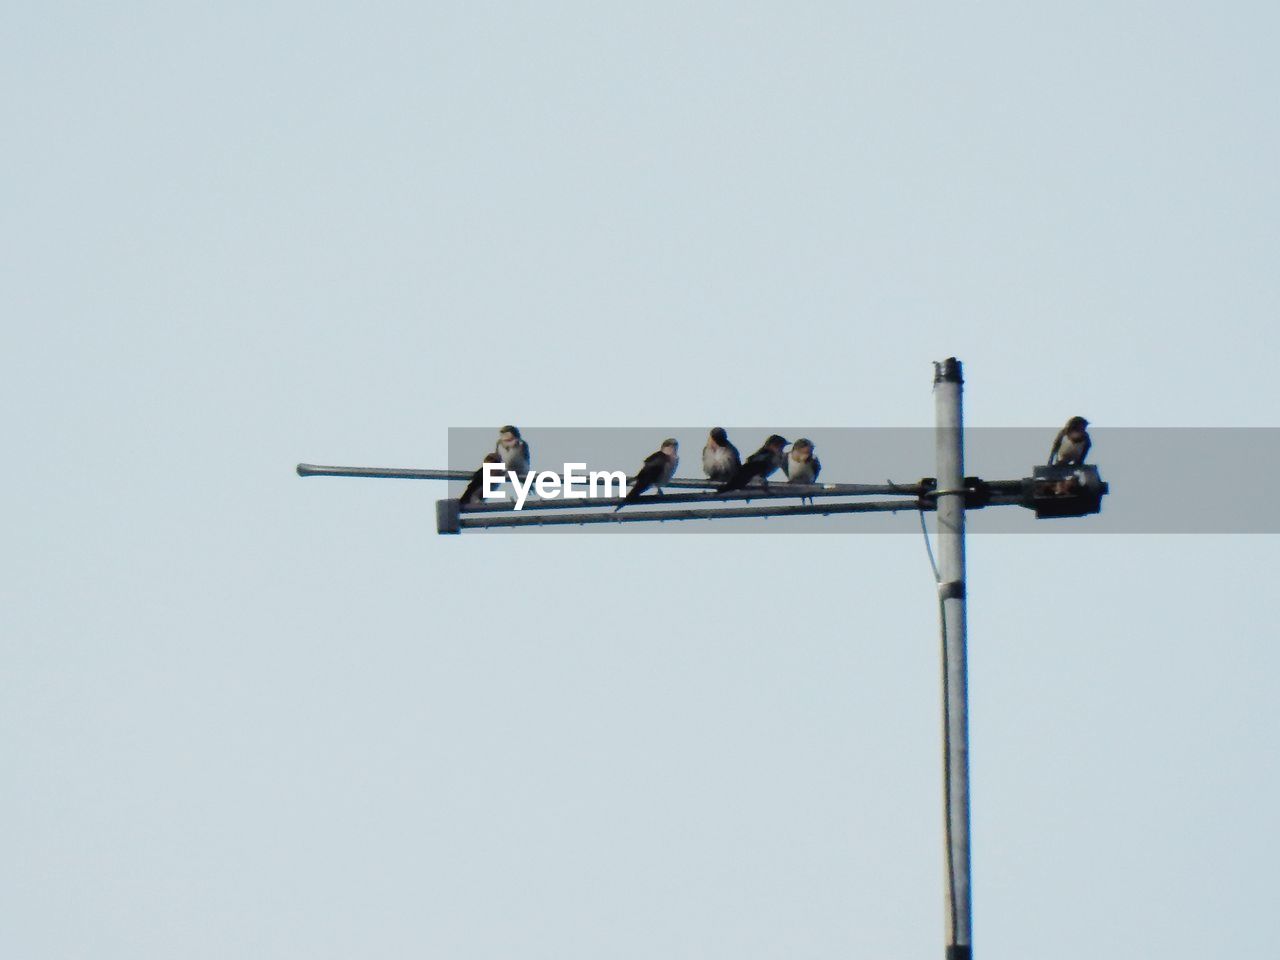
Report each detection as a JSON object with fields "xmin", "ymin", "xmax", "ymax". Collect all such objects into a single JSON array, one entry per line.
[
  {"xmin": 918, "ymin": 477, "xmax": 993, "ymax": 510},
  {"xmin": 938, "ymin": 580, "xmax": 966, "ymax": 601}
]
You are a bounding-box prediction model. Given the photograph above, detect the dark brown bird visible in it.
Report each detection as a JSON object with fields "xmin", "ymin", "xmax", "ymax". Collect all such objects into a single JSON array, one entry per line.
[
  {"xmin": 459, "ymin": 452, "xmax": 504, "ymax": 504},
  {"xmin": 716, "ymin": 435, "xmax": 788, "ymax": 493},
  {"xmin": 616, "ymin": 439, "xmax": 680, "ymax": 511}
]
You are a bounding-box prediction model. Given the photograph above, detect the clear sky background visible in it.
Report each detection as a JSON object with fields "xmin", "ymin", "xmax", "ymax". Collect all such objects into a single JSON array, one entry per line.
[{"xmin": 4, "ymin": 3, "xmax": 1278, "ymax": 958}]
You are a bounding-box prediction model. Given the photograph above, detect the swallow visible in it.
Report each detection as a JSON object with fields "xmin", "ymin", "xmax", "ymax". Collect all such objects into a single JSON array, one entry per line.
[
  {"xmin": 459, "ymin": 452, "xmax": 503, "ymax": 505},
  {"xmin": 616, "ymin": 439, "xmax": 679, "ymax": 510},
  {"xmin": 716, "ymin": 434, "xmax": 788, "ymax": 493},
  {"xmin": 495, "ymin": 424, "xmax": 530, "ymax": 480},
  {"xmin": 702, "ymin": 427, "xmax": 741, "ymax": 484},
  {"xmin": 1048, "ymin": 417, "xmax": 1091, "ymax": 466},
  {"xmin": 783, "ymin": 438, "xmax": 821, "ymax": 504}
]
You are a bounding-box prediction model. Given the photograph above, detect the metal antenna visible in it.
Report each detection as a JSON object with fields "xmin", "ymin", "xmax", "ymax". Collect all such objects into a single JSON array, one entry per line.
[{"xmin": 297, "ymin": 359, "xmax": 1112, "ymax": 958}]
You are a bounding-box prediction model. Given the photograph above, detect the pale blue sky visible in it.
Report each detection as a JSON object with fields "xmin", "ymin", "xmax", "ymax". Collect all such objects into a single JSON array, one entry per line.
[{"xmin": 4, "ymin": 3, "xmax": 1279, "ymax": 958}]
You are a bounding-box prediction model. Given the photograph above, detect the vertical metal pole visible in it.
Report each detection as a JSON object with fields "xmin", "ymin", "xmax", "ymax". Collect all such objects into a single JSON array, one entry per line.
[{"xmin": 933, "ymin": 357, "xmax": 972, "ymax": 960}]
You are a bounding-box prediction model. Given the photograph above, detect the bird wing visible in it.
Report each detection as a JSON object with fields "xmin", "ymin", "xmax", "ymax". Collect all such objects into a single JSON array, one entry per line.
[
  {"xmin": 1048, "ymin": 429, "xmax": 1065, "ymax": 465},
  {"xmin": 642, "ymin": 449, "xmax": 668, "ymax": 472},
  {"xmin": 625, "ymin": 451, "xmax": 667, "ymax": 500},
  {"xmin": 459, "ymin": 467, "xmax": 484, "ymax": 504},
  {"xmin": 810, "ymin": 455, "xmax": 821, "ymax": 483},
  {"xmin": 717, "ymin": 453, "xmax": 770, "ymax": 492}
]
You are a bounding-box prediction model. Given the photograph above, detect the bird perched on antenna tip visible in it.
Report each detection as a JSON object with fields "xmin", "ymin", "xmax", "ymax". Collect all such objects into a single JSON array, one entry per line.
[
  {"xmin": 1048, "ymin": 417, "xmax": 1091, "ymax": 495},
  {"xmin": 1049, "ymin": 417, "xmax": 1090, "ymax": 466}
]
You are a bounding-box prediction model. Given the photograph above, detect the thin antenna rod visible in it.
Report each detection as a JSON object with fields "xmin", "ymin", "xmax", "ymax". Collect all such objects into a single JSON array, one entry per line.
[{"xmin": 296, "ymin": 462, "xmax": 914, "ymax": 496}]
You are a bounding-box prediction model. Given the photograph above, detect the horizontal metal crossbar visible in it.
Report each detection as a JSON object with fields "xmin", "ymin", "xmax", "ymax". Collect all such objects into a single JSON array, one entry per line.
[
  {"xmin": 452, "ymin": 493, "xmax": 1027, "ymax": 530},
  {"xmin": 460, "ymin": 497, "xmax": 929, "ymax": 528},
  {"xmin": 461, "ymin": 486, "xmax": 915, "ymax": 513}
]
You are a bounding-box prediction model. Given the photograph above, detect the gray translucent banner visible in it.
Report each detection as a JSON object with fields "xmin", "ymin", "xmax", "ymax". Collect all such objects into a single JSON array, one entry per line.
[{"xmin": 441, "ymin": 427, "xmax": 1278, "ymax": 534}]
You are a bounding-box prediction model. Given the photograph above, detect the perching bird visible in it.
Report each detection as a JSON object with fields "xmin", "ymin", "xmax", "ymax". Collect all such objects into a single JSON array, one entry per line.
[
  {"xmin": 616, "ymin": 439, "xmax": 679, "ymax": 510},
  {"xmin": 783, "ymin": 438, "xmax": 822, "ymax": 504},
  {"xmin": 495, "ymin": 425, "xmax": 530, "ymax": 480},
  {"xmin": 459, "ymin": 452, "xmax": 503, "ymax": 505},
  {"xmin": 716, "ymin": 434, "xmax": 788, "ymax": 493},
  {"xmin": 702, "ymin": 427, "xmax": 741, "ymax": 484},
  {"xmin": 1048, "ymin": 417, "xmax": 1091, "ymax": 465}
]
